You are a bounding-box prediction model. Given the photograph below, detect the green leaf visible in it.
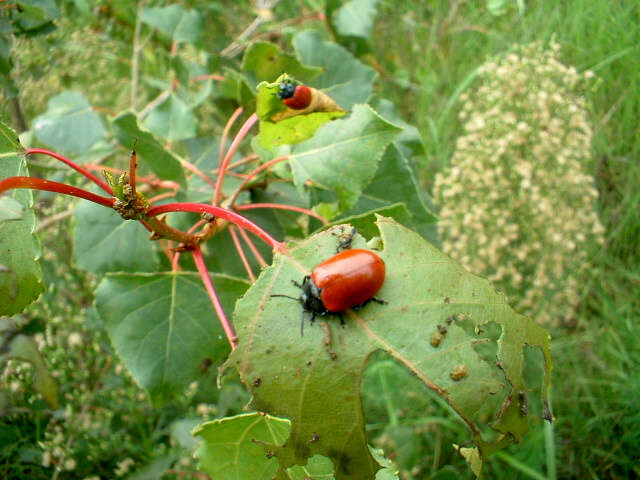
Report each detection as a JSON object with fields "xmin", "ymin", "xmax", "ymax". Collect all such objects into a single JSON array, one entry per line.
[
  {"xmin": 73, "ymin": 199, "xmax": 160, "ymax": 274},
  {"xmin": 217, "ymin": 67, "xmax": 256, "ymax": 105},
  {"xmin": 293, "ymin": 31, "xmax": 378, "ymax": 109},
  {"xmin": 95, "ymin": 272, "xmax": 250, "ymax": 406},
  {"xmin": 287, "ymin": 448, "xmax": 399, "ymax": 479},
  {"xmin": 112, "ymin": 111, "xmax": 187, "ymax": 187},
  {"xmin": 32, "ymin": 91, "xmax": 107, "ymax": 154},
  {"xmin": 143, "ymin": 93, "xmax": 198, "ymax": 142},
  {"xmin": 194, "ymin": 413, "xmax": 289, "ymax": 479},
  {"xmin": 289, "ymin": 104, "xmax": 402, "ymax": 215},
  {"xmin": 0, "ymin": 197, "xmax": 24, "ymax": 222},
  {"xmin": 195, "ymin": 412, "xmax": 395, "ymax": 479},
  {"xmin": 224, "ymin": 217, "xmax": 552, "ymax": 479},
  {"xmin": 0, "ymin": 120, "xmax": 44, "ymax": 316},
  {"xmin": 331, "ymin": 0, "xmax": 379, "ymax": 40},
  {"xmin": 11, "ymin": 0, "xmax": 60, "ymax": 32},
  {"xmin": 242, "ymin": 41, "xmax": 323, "ymax": 85},
  {"xmin": 0, "ymin": 318, "xmax": 58, "ymax": 409},
  {"xmin": 341, "ymin": 143, "xmax": 438, "ymax": 241},
  {"xmin": 259, "ymin": 111, "xmax": 346, "ymax": 148},
  {"xmin": 370, "ymin": 98, "xmax": 425, "ymax": 160},
  {"xmin": 141, "ymin": 5, "xmax": 202, "ymax": 44},
  {"xmin": 173, "ymin": 9, "xmax": 201, "ymax": 44}
]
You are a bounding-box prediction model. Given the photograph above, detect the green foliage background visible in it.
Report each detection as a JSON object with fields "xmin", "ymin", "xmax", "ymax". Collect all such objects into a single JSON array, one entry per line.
[{"xmin": 1, "ymin": 0, "xmax": 638, "ymax": 479}]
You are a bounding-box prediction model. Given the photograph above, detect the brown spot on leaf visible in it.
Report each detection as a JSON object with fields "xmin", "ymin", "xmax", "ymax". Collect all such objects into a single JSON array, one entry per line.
[
  {"xmin": 519, "ymin": 390, "xmax": 528, "ymax": 417},
  {"xmin": 450, "ymin": 364, "xmax": 469, "ymax": 381}
]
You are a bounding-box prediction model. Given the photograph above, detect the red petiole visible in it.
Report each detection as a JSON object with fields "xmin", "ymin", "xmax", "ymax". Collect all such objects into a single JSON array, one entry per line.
[
  {"xmin": 0, "ymin": 176, "xmax": 115, "ymax": 208},
  {"xmin": 147, "ymin": 202, "xmax": 286, "ymax": 252},
  {"xmin": 25, "ymin": 148, "xmax": 113, "ymax": 195}
]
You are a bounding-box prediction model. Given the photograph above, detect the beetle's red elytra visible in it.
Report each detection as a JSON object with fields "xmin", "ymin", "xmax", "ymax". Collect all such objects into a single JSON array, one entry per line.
[
  {"xmin": 283, "ymin": 85, "xmax": 312, "ymax": 110},
  {"xmin": 309, "ymin": 249, "xmax": 385, "ymax": 312},
  {"xmin": 276, "ymin": 79, "xmax": 313, "ymax": 110}
]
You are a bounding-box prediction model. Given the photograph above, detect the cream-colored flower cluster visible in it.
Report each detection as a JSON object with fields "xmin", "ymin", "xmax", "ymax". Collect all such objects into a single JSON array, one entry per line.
[{"xmin": 433, "ymin": 42, "xmax": 605, "ymax": 325}]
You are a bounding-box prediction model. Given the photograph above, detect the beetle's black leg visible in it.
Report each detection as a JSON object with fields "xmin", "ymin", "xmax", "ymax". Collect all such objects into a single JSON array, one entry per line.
[
  {"xmin": 371, "ymin": 296, "xmax": 388, "ymax": 305},
  {"xmin": 292, "ymin": 278, "xmax": 307, "ymax": 290},
  {"xmin": 352, "ymin": 296, "xmax": 388, "ymax": 311}
]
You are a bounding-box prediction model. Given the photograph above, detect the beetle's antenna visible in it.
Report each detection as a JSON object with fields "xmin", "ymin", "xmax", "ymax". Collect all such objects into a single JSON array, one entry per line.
[{"xmin": 271, "ymin": 294, "xmax": 298, "ymax": 301}]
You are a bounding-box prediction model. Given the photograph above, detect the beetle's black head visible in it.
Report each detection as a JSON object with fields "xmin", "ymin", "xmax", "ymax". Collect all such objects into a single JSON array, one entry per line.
[
  {"xmin": 297, "ymin": 276, "xmax": 329, "ymax": 317},
  {"xmin": 276, "ymin": 80, "xmax": 298, "ymax": 100}
]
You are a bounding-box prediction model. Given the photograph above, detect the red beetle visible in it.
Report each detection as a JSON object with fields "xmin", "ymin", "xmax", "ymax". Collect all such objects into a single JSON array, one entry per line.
[
  {"xmin": 305, "ymin": 249, "xmax": 386, "ymax": 313},
  {"xmin": 276, "ymin": 80, "xmax": 313, "ymax": 110},
  {"xmin": 274, "ymin": 245, "xmax": 386, "ymax": 333}
]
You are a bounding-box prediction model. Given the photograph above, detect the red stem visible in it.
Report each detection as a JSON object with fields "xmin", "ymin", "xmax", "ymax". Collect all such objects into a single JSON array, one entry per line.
[
  {"xmin": 191, "ymin": 247, "xmax": 237, "ymax": 349},
  {"xmin": 25, "ymin": 148, "xmax": 113, "ymax": 195},
  {"xmin": 0, "ymin": 177, "xmax": 115, "ymax": 208},
  {"xmin": 179, "ymin": 158, "xmax": 217, "ymax": 189},
  {"xmin": 215, "ymin": 107, "xmax": 245, "ymax": 205},
  {"xmin": 228, "ymin": 155, "xmax": 290, "ymax": 205},
  {"xmin": 128, "ymin": 148, "xmax": 138, "ymax": 197},
  {"xmin": 228, "ymin": 225, "xmax": 256, "ymax": 282},
  {"xmin": 146, "ymin": 202, "xmax": 286, "ymax": 252},
  {"xmin": 214, "ymin": 111, "xmax": 258, "ymax": 206},
  {"xmin": 236, "ymin": 202, "xmax": 329, "ymax": 224},
  {"xmin": 236, "ymin": 225, "xmax": 267, "ymax": 267}
]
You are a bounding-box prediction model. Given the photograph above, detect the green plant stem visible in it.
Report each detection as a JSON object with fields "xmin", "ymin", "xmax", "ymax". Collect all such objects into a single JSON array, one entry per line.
[
  {"xmin": 493, "ymin": 451, "xmax": 548, "ymax": 480},
  {"xmin": 0, "ymin": 176, "xmax": 115, "ymax": 208},
  {"xmin": 377, "ymin": 365, "xmax": 399, "ymax": 427},
  {"xmin": 544, "ymin": 420, "xmax": 557, "ymax": 480}
]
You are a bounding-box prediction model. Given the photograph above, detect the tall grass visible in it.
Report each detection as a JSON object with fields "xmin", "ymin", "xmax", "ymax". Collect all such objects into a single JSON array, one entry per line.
[{"xmin": 373, "ymin": 0, "xmax": 639, "ymax": 478}]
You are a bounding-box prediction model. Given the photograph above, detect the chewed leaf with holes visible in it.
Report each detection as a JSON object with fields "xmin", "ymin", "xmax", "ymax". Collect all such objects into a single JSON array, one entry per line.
[{"xmin": 223, "ymin": 216, "xmax": 552, "ymax": 479}]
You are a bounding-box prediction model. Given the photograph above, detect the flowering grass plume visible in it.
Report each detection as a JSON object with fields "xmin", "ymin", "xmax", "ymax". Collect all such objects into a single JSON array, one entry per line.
[{"xmin": 433, "ymin": 41, "xmax": 605, "ymax": 325}]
